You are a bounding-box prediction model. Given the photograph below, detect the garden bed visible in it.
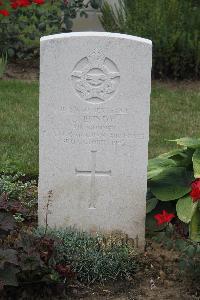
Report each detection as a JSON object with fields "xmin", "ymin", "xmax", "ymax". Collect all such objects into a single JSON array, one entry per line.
[
  {"xmin": 3, "ymin": 61, "xmax": 39, "ymax": 81},
  {"xmin": 0, "ymin": 173, "xmax": 199, "ymax": 299},
  {"xmin": 1, "ymin": 239, "xmax": 199, "ymax": 299}
]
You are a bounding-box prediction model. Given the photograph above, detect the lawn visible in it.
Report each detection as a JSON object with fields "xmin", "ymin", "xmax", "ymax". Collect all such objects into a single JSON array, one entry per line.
[{"xmin": 0, "ymin": 80, "xmax": 199, "ymax": 175}]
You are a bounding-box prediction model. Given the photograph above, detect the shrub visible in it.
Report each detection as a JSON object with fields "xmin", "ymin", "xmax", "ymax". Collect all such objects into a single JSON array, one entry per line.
[
  {"xmin": 100, "ymin": 0, "xmax": 200, "ymax": 79},
  {"xmin": 0, "ymin": 1, "xmax": 60, "ymax": 60},
  {"xmin": 0, "ymin": 0, "xmax": 102, "ymax": 60}
]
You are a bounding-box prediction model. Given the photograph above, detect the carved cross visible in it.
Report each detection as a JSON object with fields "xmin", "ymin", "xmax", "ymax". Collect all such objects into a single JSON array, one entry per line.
[{"xmin": 75, "ymin": 151, "xmax": 111, "ymax": 209}]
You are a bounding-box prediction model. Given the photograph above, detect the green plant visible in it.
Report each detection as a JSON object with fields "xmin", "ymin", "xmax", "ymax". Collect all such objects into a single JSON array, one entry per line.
[
  {"xmin": 153, "ymin": 228, "xmax": 200, "ymax": 282},
  {"xmin": 0, "ymin": 52, "xmax": 7, "ymax": 78},
  {"xmin": 147, "ymin": 137, "xmax": 200, "ymax": 242},
  {"xmin": 36, "ymin": 227, "xmax": 138, "ymax": 283},
  {"xmin": 0, "ymin": 172, "xmax": 35, "ymax": 199},
  {"xmin": 0, "ymin": 0, "xmax": 102, "ymax": 60},
  {"xmin": 0, "ymin": 191, "xmax": 75, "ymax": 292},
  {"xmin": 100, "ymin": 0, "xmax": 200, "ymax": 79}
]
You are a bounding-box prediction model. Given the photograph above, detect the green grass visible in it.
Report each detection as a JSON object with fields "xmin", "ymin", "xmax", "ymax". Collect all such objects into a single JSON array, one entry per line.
[
  {"xmin": 149, "ymin": 82, "xmax": 200, "ymax": 157},
  {"xmin": 0, "ymin": 80, "xmax": 199, "ymax": 175},
  {"xmin": 0, "ymin": 80, "xmax": 38, "ymax": 175}
]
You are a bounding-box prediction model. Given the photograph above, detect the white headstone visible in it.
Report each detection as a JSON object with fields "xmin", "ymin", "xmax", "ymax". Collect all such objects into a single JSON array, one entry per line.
[{"xmin": 39, "ymin": 32, "xmax": 152, "ymax": 248}]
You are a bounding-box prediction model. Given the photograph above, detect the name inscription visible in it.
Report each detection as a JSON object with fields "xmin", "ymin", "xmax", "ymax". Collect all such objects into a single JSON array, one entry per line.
[{"xmin": 60, "ymin": 105, "xmax": 144, "ymax": 147}]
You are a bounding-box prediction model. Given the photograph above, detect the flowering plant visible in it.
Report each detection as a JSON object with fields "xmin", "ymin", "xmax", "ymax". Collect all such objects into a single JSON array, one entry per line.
[
  {"xmin": 147, "ymin": 137, "xmax": 200, "ymax": 242},
  {"xmin": 0, "ymin": 0, "xmax": 102, "ymax": 59},
  {"xmin": 154, "ymin": 210, "xmax": 175, "ymax": 226}
]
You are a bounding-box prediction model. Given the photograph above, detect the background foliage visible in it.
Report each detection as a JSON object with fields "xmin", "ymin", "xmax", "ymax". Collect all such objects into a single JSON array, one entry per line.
[
  {"xmin": 0, "ymin": 0, "xmax": 101, "ymax": 60},
  {"xmin": 100, "ymin": 0, "xmax": 200, "ymax": 79}
]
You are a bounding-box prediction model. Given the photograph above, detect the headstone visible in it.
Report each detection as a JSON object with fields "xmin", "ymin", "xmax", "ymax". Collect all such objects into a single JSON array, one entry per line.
[{"xmin": 39, "ymin": 32, "xmax": 152, "ymax": 248}]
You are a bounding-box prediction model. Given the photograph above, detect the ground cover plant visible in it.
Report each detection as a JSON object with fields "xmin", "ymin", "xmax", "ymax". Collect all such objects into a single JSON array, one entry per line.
[
  {"xmin": 0, "ymin": 80, "xmax": 199, "ymax": 175},
  {"xmin": 0, "ymin": 172, "xmax": 138, "ymax": 296},
  {"xmin": 100, "ymin": 0, "xmax": 200, "ymax": 79}
]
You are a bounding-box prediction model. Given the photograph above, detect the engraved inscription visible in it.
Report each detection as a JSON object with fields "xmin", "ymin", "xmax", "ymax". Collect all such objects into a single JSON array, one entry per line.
[
  {"xmin": 71, "ymin": 49, "xmax": 120, "ymax": 104},
  {"xmin": 75, "ymin": 151, "xmax": 111, "ymax": 209}
]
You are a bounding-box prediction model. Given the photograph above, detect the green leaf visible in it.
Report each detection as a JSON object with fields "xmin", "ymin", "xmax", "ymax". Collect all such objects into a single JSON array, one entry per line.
[
  {"xmin": 148, "ymin": 157, "xmax": 176, "ymax": 180},
  {"xmin": 176, "ymin": 196, "xmax": 198, "ymax": 224},
  {"xmin": 159, "ymin": 148, "xmax": 187, "ymax": 159},
  {"xmin": 146, "ymin": 198, "xmax": 158, "ymax": 214},
  {"xmin": 0, "ymin": 212, "xmax": 15, "ymax": 232},
  {"xmin": 169, "ymin": 137, "xmax": 200, "ymax": 149},
  {"xmin": 160, "ymin": 148, "xmax": 194, "ymax": 168},
  {"xmin": 7, "ymin": 48, "xmax": 15, "ymax": 58},
  {"xmin": 192, "ymin": 148, "xmax": 200, "ymax": 178},
  {"xmin": 184, "ymin": 245, "xmax": 196, "ymax": 257},
  {"xmin": 189, "ymin": 208, "xmax": 200, "ymax": 242},
  {"xmin": 175, "ymin": 239, "xmax": 188, "ymax": 251},
  {"xmin": 38, "ymin": 22, "xmax": 46, "ymax": 31},
  {"xmin": 90, "ymin": 0, "xmax": 103, "ymax": 9},
  {"xmin": 150, "ymin": 167, "xmax": 192, "ymax": 201},
  {"xmin": 0, "ymin": 249, "xmax": 18, "ymax": 269},
  {"xmin": 0, "ymin": 264, "xmax": 19, "ymax": 287}
]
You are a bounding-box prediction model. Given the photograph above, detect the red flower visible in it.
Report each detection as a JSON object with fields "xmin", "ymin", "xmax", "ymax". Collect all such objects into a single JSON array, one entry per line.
[
  {"xmin": 33, "ymin": 0, "xmax": 45, "ymax": 4},
  {"xmin": 11, "ymin": 2, "xmax": 18, "ymax": 9},
  {"xmin": 0, "ymin": 9, "xmax": 10, "ymax": 16},
  {"xmin": 10, "ymin": 0, "xmax": 31, "ymax": 7},
  {"xmin": 154, "ymin": 210, "xmax": 175, "ymax": 225},
  {"xmin": 190, "ymin": 179, "xmax": 200, "ymax": 202}
]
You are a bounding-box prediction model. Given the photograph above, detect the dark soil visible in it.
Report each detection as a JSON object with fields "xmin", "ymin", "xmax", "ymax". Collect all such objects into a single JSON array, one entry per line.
[{"xmin": 3, "ymin": 61, "xmax": 39, "ymax": 81}]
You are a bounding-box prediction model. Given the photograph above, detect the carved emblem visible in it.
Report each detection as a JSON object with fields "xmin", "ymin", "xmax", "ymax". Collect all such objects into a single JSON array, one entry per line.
[{"xmin": 71, "ymin": 49, "xmax": 120, "ymax": 104}]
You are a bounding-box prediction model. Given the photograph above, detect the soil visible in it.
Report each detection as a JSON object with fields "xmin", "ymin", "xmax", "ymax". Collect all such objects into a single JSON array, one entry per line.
[
  {"xmin": 3, "ymin": 62, "xmax": 200, "ymax": 91},
  {"xmin": 3, "ymin": 61, "xmax": 39, "ymax": 81}
]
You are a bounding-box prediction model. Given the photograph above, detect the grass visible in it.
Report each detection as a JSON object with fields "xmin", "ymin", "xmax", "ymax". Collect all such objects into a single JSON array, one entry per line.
[
  {"xmin": 149, "ymin": 82, "xmax": 200, "ymax": 157},
  {"xmin": 0, "ymin": 80, "xmax": 199, "ymax": 175},
  {"xmin": 0, "ymin": 80, "xmax": 38, "ymax": 175}
]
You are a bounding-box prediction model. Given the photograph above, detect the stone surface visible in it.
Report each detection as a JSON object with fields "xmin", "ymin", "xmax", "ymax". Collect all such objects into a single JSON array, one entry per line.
[
  {"xmin": 72, "ymin": 0, "xmax": 119, "ymax": 32},
  {"xmin": 39, "ymin": 32, "xmax": 152, "ymax": 248}
]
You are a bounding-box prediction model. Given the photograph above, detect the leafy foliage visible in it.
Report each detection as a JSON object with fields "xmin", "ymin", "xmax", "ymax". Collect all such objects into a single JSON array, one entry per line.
[
  {"xmin": 150, "ymin": 167, "xmax": 192, "ymax": 201},
  {"xmin": 147, "ymin": 137, "xmax": 200, "ymax": 242},
  {"xmin": 0, "ymin": 192, "xmax": 75, "ymax": 292},
  {"xmin": 0, "ymin": 172, "xmax": 138, "ymax": 293},
  {"xmin": 0, "ymin": 0, "xmax": 102, "ymax": 60},
  {"xmin": 100, "ymin": 0, "xmax": 200, "ymax": 79},
  {"xmin": 153, "ymin": 228, "xmax": 200, "ymax": 282},
  {"xmin": 36, "ymin": 227, "xmax": 138, "ymax": 283}
]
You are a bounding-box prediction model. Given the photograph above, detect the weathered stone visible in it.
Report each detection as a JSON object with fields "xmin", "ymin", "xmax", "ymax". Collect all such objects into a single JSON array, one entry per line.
[{"xmin": 39, "ymin": 32, "xmax": 152, "ymax": 248}]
